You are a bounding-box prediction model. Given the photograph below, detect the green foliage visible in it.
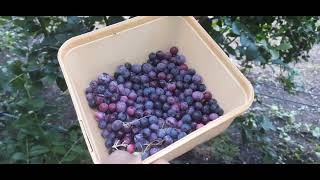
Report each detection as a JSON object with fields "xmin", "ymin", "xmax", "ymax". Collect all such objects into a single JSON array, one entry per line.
[{"xmin": 1, "ymin": 16, "xmax": 319, "ymax": 164}]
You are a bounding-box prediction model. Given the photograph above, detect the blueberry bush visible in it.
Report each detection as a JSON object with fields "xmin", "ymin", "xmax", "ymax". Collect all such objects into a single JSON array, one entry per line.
[{"xmin": 0, "ymin": 16, "xmax": 319, "ymax": 164}]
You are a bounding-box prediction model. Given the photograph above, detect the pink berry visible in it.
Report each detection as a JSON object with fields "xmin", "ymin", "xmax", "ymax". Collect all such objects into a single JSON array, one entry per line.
[
  {"xmin": 127, "ymin": 106, "xmax": 136, "ymax": 116},
  {"xmin": 120, "ymin": 96, "xmax": 128, "ymax": 102},
  {"xmin": 127, "ymin": 144, "xmax": 135, "ymax": 154},
  {"xmin": 94, "ymin": 112, "xmax": 105, "ymax": 121},
  {"xmin": 204, "ymin": 91, "xmax": 212, "ymax": 100},
  {"xmin": 178, "ymin": 64, "xmax": 188, "ymax": 70},
  {"xmin": 196, "ymin": 123, "xmax": 204, "ymax": 129},
  {"xmin": 108, "ymin": 103, "xmax": 116, "ymax": 112},
  {"xmin": 98, "ymin": 103, "xmax": 108, "ymax": 112}
]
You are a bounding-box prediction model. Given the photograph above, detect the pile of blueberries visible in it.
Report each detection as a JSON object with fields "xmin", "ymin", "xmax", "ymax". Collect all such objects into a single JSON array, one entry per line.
[{"xmin": 85, "ymin": 47, "xmax": 224, "ymax": 160}]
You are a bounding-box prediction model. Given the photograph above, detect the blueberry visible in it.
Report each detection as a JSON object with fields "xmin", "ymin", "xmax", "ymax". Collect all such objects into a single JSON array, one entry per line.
[
  {"xmin": 192, "ymin": 74, "xmax": 203, "ymax": 84},
  {"xmin": 149, "ymin": 147, "xmax": 159, "ymax": 155},
  {"xmin": 194, "ymin": 102, "xmax": 203, "ymax": 110},
  {"xmin": 149, "ymin": 133, "xmax": 158, "ymax": 141},
  {"xmin": 140, "ymin": 117, "xmax": 149, "ymax": 127},
  {"xmin": 198, "ymin": 84, "xmax": 206, "ymax": 92},
  {"xmin": 170, "ymin": 46, "xmax": 179, "ymax": 56},
  {"xmin": 192, "ymin": 111, "xmax": 203, "ymax": 121},
  {"xmin": 156, "ymin": 63, "xmax": 167, "ymax": 72},
  {"xmin": 158, "ymin": 118, "xmax": 165, "ymax": 127},
  {"xmin": 167, "ymin": 96, "xmax": 176, "ymax": 105},
  {"xmin": 181, "ymin": 124, "xmax": 191, "ymax": 132},
  {"xmin": 98, "ymin": 73, "xmax": 112, "ymax": 85},
  {"xmin": 202, "ymin": 115, "xmax": 210, "ymax": 124},
  {"xmin": 167, "ymin": 109, "xmax": 177, "ymax": 117},
  {"xmin": 178, "ymin": 132, "xmax": 187, "ymax": 139},
  {"xmin": 167, "ymin": 83, "xmax": 176, "ymax": 91},
  {"xmin": 166, "ymin": 117, "xmax": 177, "ymax": 127},
  {"xmin": 157, "ymin": 72, "xmax": 166, "ymax": 80},
  {"xmin": 95, "ymin": 112, "xmax": 105, "ymax": 121},
  {"xmin": 131, "ymin": 64, "xmax": 142, "ymax": 73},
  {"xmin": 148, "ymin": 116, "xmax": 158, "ymax": 124},
  {"xmin": 162, "ymin": 103, "xmax": 170, "ymax": 111},
  {"xmin": 111, "ymin": 120, "xmax": 123, "ymax": 131},
  {"xmin": 192, "ymin": 91, "xmax": 204, "ymax": 101},
  {"xmin": 117, "ymin": 75, "xmax": 125, "ymax": 83},
  {"xmin": 159, "ymin": 80, "xmax": 167, "ymax": 88},
  {"xmin": 158, "ymin": 129, "xmax": 166, "ymax": 138},
  {"xmin": 142, "ymin": 151, "xmax": 150, "ymax": 160},
  {"xmin": 155, "ymin": 110, "xmax": 163, "ymax": 117},
  {"xmin": 98, "ymin": 120, "xmax": 107, "ymax": 129},
  {"xmin": 170, "ymin": 68, "xmax": 179, "ymax": 76},
  {"xmin": 90, "ymin": 80, "xmax": 98, "ymax": 89},
  {"xmin": 187, "ymin": 68, "xmax": 196, "ymax": 76},
  {"xmin": 116, "ymin": 101, "xmax": 126, "ymax": 113},
  {"xmin": 148, "ymin": 71, "xmax": 157, "ymax": 79},
  {"xmin": 144, "ymin": 101, "xmax": 154, "ymax": 109},
  {"xmin": 175, "ymin": 74, "xmax": 183, "ymax": 81},
  {"xmin": 159, "ymin": 95, "xmax": 167, "ymax": 103},
  {"xmin": 169, "ymin": 128, "xmax": 178, "ymax": 139},
  {"xmin": 154, "ymin": 101, "xmax": 162, "ymax": 109},
  {"xmin": 105, "ymin": 139, "xmax": 114, "ymax": 148},
  {"xmin": 182, "ymin": 114, "xmax": 192, "ymax": 123},
  {"xmin": 149, "ymin": 52, "xmax": 157, "ymax": 60},
  {"xmin": 202, "ymin": 105, "xmax": 210, "ymax": 114},
  {"xmin": 180, "ymin": 102, "xmax": 189, "ymax": 111},
  {"xmin": 156, "ymin": 51, "xmax": 166, "ymax": 60},
  {"xmin": 142, "ymin": 63, "xmax": 153, "ymax": 73},
  {"xmin": 142, "ymin": 128, "xmax": 151, "ymax": 138},
  {"xmin": 176, "ymin": 81, "xmax": 184, "ymax": 89},
  {"xmin": 216, "ymin": 107, "xmax": 224, "ymax": 116},
  {"xmin": 117, "ymin": 112, "xmax": 127, "ymax": 121},
  {"xmin": 185, "ymin": 96, "xmax": 193, "ymax": 105},
  {"xmin": 132, "ymin": 127, "xmax": 141, "ymax": 134},
  {"xmin": 164, "ymin": 135, "xmax": 173, "ymax": 145},
  {"xmin": 168, "ymin": 63, "xmax": 176, "ymax": 70},
  {"xmin": 176, "ymin": 55, "xmax": 186, "ymax": 65},
  {"xmin": 101, "ymin": 129, "xmax": 110, "ymax": 138},
  {"xmin": 134, "ymin": 133, "xmax": 144, "ymax": 143},
  {"xmin": 96, "ymin": 85, "xmax": 105, "ymax": 94},
  {"xmin": 135, "ymin": 110, "xmax": 144, "ymax": 118},
  {"xmin": 150, "ymin": 123, "xmax": 159, "ymax": 131}
]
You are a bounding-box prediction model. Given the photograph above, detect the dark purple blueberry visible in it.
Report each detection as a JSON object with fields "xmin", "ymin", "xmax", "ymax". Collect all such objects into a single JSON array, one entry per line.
[
  {"xmin": 111, "ymin": 120, "xmax": 123, "ymax": 131},
  {"xmin": 108, "ymin": 132, "xmax": 116, "ymax": 140},
  {"xmin": 192, "ymin": 74, "xmax": 203, "ymax": 84},
  {"xmin": 106, "ymin": 123, "xmax": 112, "ymax": 132},
  {"xmin": 150, "ymin": 94, "xmax": 158, "ymax": 101},
  {"xmin": 101, "ymin": 129, "xmax": 110, "ymax": 138},
  {"xmin": 149, "ymin": 147, "xmax": 159, "ymax": 156},
  {"xmin": 142, "ymin": 128, "xmax": 151, "ymax": 138},
  {"xmin": 123, "ymin": 126, "xmax": 131, "ymax": 133},
  {"xmin": 148, "ymin": 71, "xmax": 157, "ymax": 79},
  {"xmin": 116, "ymin": 130, "xmax": 125, "ymax": 138},
  {"xmin": 169, "ymin": 128, "xmax": 178, "ymax": 139},
  {"xmin": 156, "ymin": 63, "xmax": 167, "ymax": 72},
  {"xmin": 155, "ymin": 110, "xmax": 163, "ymax": 117},
  {"xmin": 166, "ymin": 117, "xmax": 177, "ymax": 127},
  {"xmin": 180, "ymin": 102, "xmax": 189, "ymax": 111},
  {"xmin": 134, "ymin": 133, "xmax": 144, "ymax": 143},
  {"xmin": 117, "ymin": 75, "xmax": 125, "ymax": 84},
  {"xmin": 116, "ymin": 101, "xmax": 126, "ymax": 113},
  {"xmin": 194, "ymin": 102, "xmax": 203, "ymax": 110},
  {"xmin": 192, "ymin": 91, "xmax": 204, "ymax": 101},
  {"xmin": 216, "ymin": 107, "xmax": 224, "ymax": 116},
  {"xmin": 202, "ymin": 105, "xmax": 210, "ymax": 114},
  {"xmin": 159, "ymin": 95, "xmax": 167, "ymax": 103},
  {"xmin": 209, "ymin": 113, "xmax": 219, "ymax": 120},
  {"xmin": 182, "ymin": 114, "xmax": 192, "ymax": 123},
  {"xmin": 149, "ymin": 133, "xmax": 158, "ymax": 141},
  {"xmin": 210, "ymin": 104, "xmax": 218, "ymax": 112},
  {"xmin": 157, "ymin": 72, "xmax": 166, "ymax": 80},
  {"xmin": 131, "ymin": 119, "xmax": 141, "ymax": 127},
  {"xmin": 158, "ymin": 118, "xmax": 165, "ymax": 127},
  {"xmin": 86, "ymin": 93, "xmax": 94, "ymax": 100},
  {"xmin": 117, "ymin": 112, "xmax": 127, "ymax": 121},
  {"xmin": 177, "ymin": 132, "xmax": 187, "ymax": 139},
  {"xmin": 166, "ymin": 74, "xmax": 174, "ymax": 81},
  {"xmin": 175, "ymin": 74, "xmax": 183, "ymax": 81},
  {"xmin": 140, "ymin": 117, "xmax": 149, "ymax": 127},
  {"xmin": 142, "ymin": 151, "xmax": 150, "ymax": 160},
  {"xmin": 179, "ymin": 93, "xmax": 185, "ymax": 101},
  {"xmin": 198, "ymin": 84, "xmax": 206, "ymax": 92},
  {"xmin": 124, "ymin": 81, "xmax": 132, "ymax": 89},
  {"xmin": 192, "ymin": 111, "xmax": 203, "ymax": 121},
  {"xmin": 177, "ymin": 120, "xmax": 183, "ymax": 128},
  {"xmin": 187, "ymin": 68, "xmax": 196, "ymax": 75},
  {"xmin": 98, "ymin": 73, "xmax": 112, "ymax": 85},
  {"xmin": 135, "ymin": 110, "xmax": 144, "ymax": 118},
  {"xmin": 120, "ymin": 96, "xmax": 128, "ymax": 102},
  {"xmin": 189, "ymin": 83, "xmax": 197, "ymax": 91},
  {"xmin": 162, "ymin": 113, "xmax": 168, "ymax": 118},
  {"xmin": 191, "ymin": 122, "xmax": 197, "ymax": 130},
  {"xmin": 85, "ymin": 87, "xmax": 93, "ymax": 94},
  {"xmin": 180, "ymin": 70, "xmax": 188, "ymax": 76},
  {"xmin": 88, "ymin": 99, "xmax": 96, "ymax": 108},
  {"xmin": 105, "ymin": 139, "xmax": 114, "ymax": 148},
  {"xmin": 202, "ymin": 115, "xmax": 210, "ymax": 124},
  {"xmin": 135, "ymin": 103, "xmax": 144, "ymax": 110},
  {"xmin": 168, "ymin": 63, "xmax": 176, "ymax": 70},
  {"xmin": 157, "ymin": 129, "xmax": 166, "ymax": 138},
  {"xmin": 167, "ymin": 83, "xmax": 176, "ymax": 92},
  {"xmin": 208, "ymin": 99, "xmax": 218, "ymax": 105},
  {"xmin": 144, "ymin": 101, "xmax": 154, "ymax": 110},
  {"xmin": 188, "ymin": 106, "xmax": 195, "ymax": 114},
  {"xmin": 176, "ymin": 55, "xmax": 186, "ymax": 65},
  {"xmin": 150, "ymin": 124, "xmax": 159, "ymax": 131},
  {"xmin": 96, "ymin": 85, "xmax": 105, "ymax": 94},
  {"xmin": 148, "ymin": 116, "xmax": 158, "ymax": 124},
  {"xmin": 181, "ymin": 123, "xmax": 191, "ymax": 132},
  {"xmin": 122, "ymin": 136, "xmax": 132, "ymax": 145},
  {"xmin": 183, "ymin": 74, "xmax": 192, "ymax": 83},
  {"xmin": 167, "ymin": 96, "xmax": 176, "ymax": 105},
  {"xmin": 127, "ymin": 99, "xmax": 135, "ymax": 106},
  {"xmin": 149, "ymin": 52, "xmax": 157, "ymax": 60},
  {"xmin": 110, "ymin": 93, "xmax": 119, "ymax": 102},
  {"xmin": 90, "ymin": 80, "xmax": 98, "ymax": 89},
  {"xmin": 156, "ymin": 51, "xmax": 166, "ymax": 60},
  {"xmin": 124, "ymin": 62, "xmax": 132, "ymax": 70},
  {"xmin": 175, "ymin": 81, "xmax": 183, "ymax": 90},
  {"xmin": 142, "ymin": 63, "xmax": 153, "ymax": 73},
  {"xmin": 185, "ymin": 96, "xmax": 193, "ymax": 105},
  {"xmin": 167, "ymin": 109, "xmax": 177, "ymax": 117},
  {"xmin": 107, "ymin": 114, "xmax": 116, "ymax": 123},
  {"xmin": 131, "ymin": 64, "xmax": 142, "ymax": 73},
  {"xmin": 144, "ymin": 109, "xmax": 154, "ymax": 116},
  {"xmin": 98, "ymin": 120, "xmax": 107, "ymax": 129},
  {"xmin": 170, "ymin": 68, "xmax": 180, "ymax": 76},
  {"xmin": 155, "ymin": 88, "xmax": 164, "ymax": 96},
  {"xmin": 164, "ymin": 135, "xmax": 173, "ymax": 145},
  {"xmin": 108, "ymin": 82, "xmax": 118, "ymax": 93},
  {"xmin": 136, "ymin": 96, "xmax": 145, "ymax": 104},
  {"xmin": 140, "ymin": 75, "xmax": 149, "ymax": 83},
  {"xmin": 164, "ymin": 52, "xmax": 172, "ymax": 59},
  {"xmin": 170, "ymin": 46, "xmax": 179, "ymax": 56}
]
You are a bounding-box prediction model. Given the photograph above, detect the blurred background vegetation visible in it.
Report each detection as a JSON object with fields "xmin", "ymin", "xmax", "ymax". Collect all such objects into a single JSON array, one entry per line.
[{"xmin": 0, "ymin": 16, "xmax": 319, "ymax": 164}]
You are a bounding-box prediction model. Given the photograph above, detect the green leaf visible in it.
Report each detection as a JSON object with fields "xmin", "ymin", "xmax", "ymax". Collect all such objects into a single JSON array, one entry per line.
[
  {"xmin": 240, "ymin": 33, "xmax": 253, "ymax": 47},
  {"xmin": 277, "ymin": 41, "xmax": 292, "ymax": 51},
  {"xmin": 28, "ymin": 97, "xmax": 45, "ymax": 110},
  {"xmin": 30, "ymin": 145, "xmax": 49, "ymax": 156},
  {"xmin": 245, "ymin": 44, "xmax": 259, "ymax": 60},
  {"xmin": 312, "ymin": 127, "xmax": 320, "ymax": 138},
  {"xmin": 67, "ymin": 16, "xmax": 81, "ymax": 24},
  {"xmin": 11, "ymin": 152, "xmax": 26, "ymax": 161},
  {"xmin": 52, "ymin": 146, "xmax": 66, "ymax": 155},
  {"xmin": 9, "ymin": 61, "xmax": 23, "ymax": 75},
  {"xmin": 56, "ymin": 76, "xmax": 67, "ymax": 92},
  {"xmin": 55, "ymin": 34, "xmax": 68, "ymax": 42},
  {"xmin": 107, "ymin": 16, "xmax": 125, "ymax": 26}
]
